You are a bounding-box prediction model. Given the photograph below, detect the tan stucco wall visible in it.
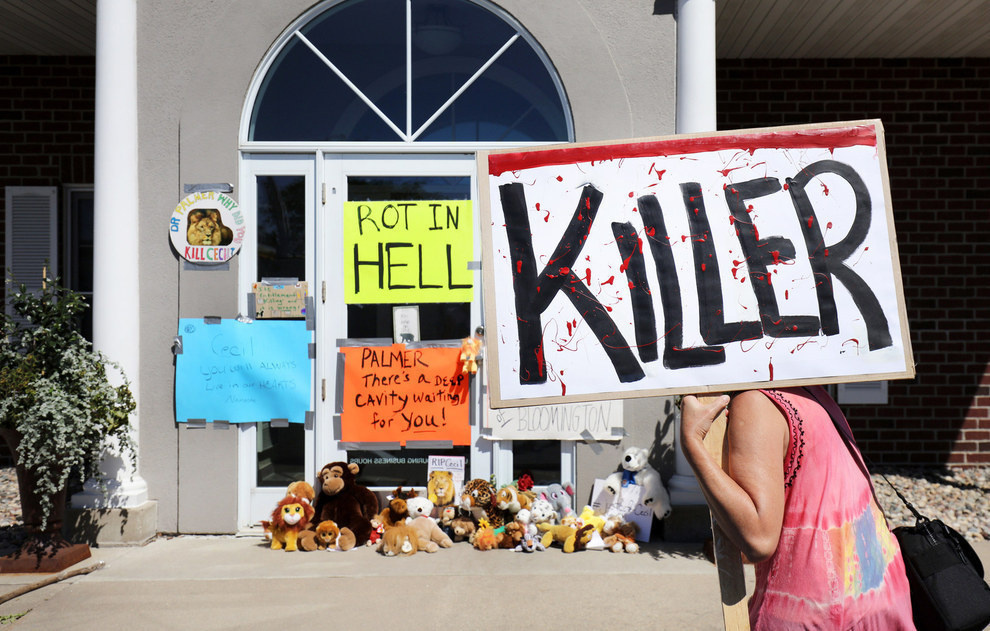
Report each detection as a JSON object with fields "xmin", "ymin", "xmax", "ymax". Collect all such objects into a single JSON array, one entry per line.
[{"xmin": 137, "ymin": 0, "xmax": 678, "ymax": 533}]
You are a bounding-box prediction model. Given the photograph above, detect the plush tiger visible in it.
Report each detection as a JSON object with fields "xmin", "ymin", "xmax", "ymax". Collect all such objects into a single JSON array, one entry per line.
[{"xmin": 459, "ymin": 478, "xmax": 501, "ymax": 529}]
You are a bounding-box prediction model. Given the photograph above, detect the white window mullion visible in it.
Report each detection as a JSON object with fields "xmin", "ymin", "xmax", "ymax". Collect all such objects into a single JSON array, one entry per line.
[
  {"xmin": 406, "ymin": 0, "xmax": 413, "ymax": 139},
  {"xmin": 294, "ymin": 31, "xmax": 409, "ymax": 142},
  {"xmin": 411, "ymin": 34, "xmax": 520, "ymax": 142}
]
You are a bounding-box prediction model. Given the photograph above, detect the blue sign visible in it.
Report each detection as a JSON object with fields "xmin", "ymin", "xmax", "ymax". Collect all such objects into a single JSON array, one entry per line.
[{"xmin": 175, "ymin": 319, "xmax": 311, "ymax": 423}]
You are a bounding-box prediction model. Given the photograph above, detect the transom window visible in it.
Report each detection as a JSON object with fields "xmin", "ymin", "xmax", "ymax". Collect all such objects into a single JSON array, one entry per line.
[{"xmin": 249, "ymin": 0, "xmax": 571, "ymax": 143}]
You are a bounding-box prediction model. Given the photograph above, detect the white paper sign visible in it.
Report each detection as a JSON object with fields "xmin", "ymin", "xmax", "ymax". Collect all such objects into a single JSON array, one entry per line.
[
  {"xmin": 479, "ymin": 121, "xmax": 913, "ymax": 407},
  {"xmin": 590, "ymin": 478, "xmax": 652, "ymax": 542},
  {"xmin": 484, "ymin": 399, "xmax": 623, "ymax": 440}
]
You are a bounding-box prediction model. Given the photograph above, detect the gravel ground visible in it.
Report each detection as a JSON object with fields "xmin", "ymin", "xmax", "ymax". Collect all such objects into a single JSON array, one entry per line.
[{"xmin": 0, "ymin": 466, "xmax": 987, "ymax": 548}]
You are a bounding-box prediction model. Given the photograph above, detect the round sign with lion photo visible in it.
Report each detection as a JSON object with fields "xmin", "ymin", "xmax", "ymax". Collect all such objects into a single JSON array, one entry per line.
[{"xmin": 169, "ymin": 191, "xmax": 244, "ymax": 264}]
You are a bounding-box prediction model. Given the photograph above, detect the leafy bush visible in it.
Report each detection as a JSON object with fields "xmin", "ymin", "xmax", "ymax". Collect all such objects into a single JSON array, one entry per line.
[{"xmin": 0, "ymin": 275, "xmax": 135, "ymax": 529}]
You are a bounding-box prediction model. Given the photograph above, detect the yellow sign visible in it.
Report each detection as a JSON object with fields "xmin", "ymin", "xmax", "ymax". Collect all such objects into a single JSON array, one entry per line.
[{"xmin": 343, "ymin": 200, "xmax": 474, "ymax": 303}]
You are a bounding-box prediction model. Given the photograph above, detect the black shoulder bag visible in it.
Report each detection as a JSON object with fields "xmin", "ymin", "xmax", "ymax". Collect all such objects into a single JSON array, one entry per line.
[{"xmin": 805, "ymin": 386, "xmax": 990, "ymax": 631}]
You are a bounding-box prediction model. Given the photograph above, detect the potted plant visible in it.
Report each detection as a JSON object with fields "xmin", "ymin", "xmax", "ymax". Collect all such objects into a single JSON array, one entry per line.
[{"xmin": 0, "ymin": 273, "xmax": 135, "ymax": 568}]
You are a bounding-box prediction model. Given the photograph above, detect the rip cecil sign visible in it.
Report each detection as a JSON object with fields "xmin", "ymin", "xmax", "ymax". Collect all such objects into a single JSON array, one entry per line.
[{"xmin": 479, "ymin": 120, "xmax": 914, "ymax": 408}]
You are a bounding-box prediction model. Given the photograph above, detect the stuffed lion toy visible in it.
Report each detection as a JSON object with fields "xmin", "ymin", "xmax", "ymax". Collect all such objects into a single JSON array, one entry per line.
[{"xmin": 263, "ymin": 494, "xmax": 315, "ymax": 552}]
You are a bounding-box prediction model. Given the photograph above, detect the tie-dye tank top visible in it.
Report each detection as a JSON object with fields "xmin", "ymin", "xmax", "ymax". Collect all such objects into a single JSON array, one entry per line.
[{"xmin": 748, "ymin": 387, "xmax": 915, "ymax": 630}]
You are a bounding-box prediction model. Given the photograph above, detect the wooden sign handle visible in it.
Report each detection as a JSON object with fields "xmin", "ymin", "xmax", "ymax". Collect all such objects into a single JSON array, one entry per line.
[{"xmin": 697, "ymin": 395, "xmax": 750, "ymax": 631}]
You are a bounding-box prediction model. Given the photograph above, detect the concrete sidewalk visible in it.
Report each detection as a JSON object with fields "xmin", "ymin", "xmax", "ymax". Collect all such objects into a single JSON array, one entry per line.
[
  {"xmin": 0, "ymin": 534, "xmax": 741, "ymax": 630},
  {"xmin": 1, "ymin": 535, "xmax": 988, "ymax": 630}
]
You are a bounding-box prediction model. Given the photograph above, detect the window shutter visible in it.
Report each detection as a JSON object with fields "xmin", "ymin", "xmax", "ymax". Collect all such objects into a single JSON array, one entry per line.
[{"xmin": 4, "ymin": 186, "xmax": 58, "ymax": 316}]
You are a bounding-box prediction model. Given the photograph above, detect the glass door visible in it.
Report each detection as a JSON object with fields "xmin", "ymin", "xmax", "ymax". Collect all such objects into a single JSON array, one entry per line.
[
  {"xmin": 319, "ymin": 154, "xmax": 491, "ymax": 493},
  {"xmin": 237, "ymin": 155, "xmax": 317, "ymax": 527}
]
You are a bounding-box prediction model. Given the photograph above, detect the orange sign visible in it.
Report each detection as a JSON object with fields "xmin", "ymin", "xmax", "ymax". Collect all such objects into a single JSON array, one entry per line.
[{"xmin": 339, "ymin": 344, "xmax": 471, "ymax": 446}]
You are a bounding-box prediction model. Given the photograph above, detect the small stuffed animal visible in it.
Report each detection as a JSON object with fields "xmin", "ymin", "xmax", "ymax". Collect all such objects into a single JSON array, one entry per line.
[
  {"xmin": 530, "ymin": 498, "xmax": 557, "ymax": 528},
  {"xmin": 427, "ymin": 470, "xmax": 456, "ymax": 507},
  {"xmin": 514, "ymin": 528, "xmax": 546, "ymax": 552},
  {"xmin": 405, "ymin": 495, "xmax": 434, "ymax": 521},
  {"xmin": 514, "ymin": 508, "xmax": 537, "ymax": 537},
  {"xmin": 604, "ymin": 446, "xmax": 672, "ymax": 520},
  {"xmin": 298, "ymin": 520, "xmax": 341, "ymax": 551},
  {"xmin": 313, "ymin": 461, "xmax": 380, "ymax": 550},
  {"xmin": 378, "ymin": 523, "xmax": 419, "ymax": 557},
  {"xmin": 450, "ymin": 515, "xmax": 477, "ymax": 543},
  {"xmin": 498, "ymin": 519, "xmax": 526, "ymax": 549},
  {"xmin": 437, "ymin": 505, "xmax": 457, "ymax": 537},
  {"xmin": 407, "ymin": 515, "xmax": 454, "ymax": 552},
  {"xmin": 373, "ymin": 487, "xmax": 414, "ymax": 529},
  {"xmin": 602, "ymin": 516, "xmax": 640, "ymax": 553},
  {"xmin": 263, "ymin": 494, "xmax": 315, "ymax": 552},
  {"xmin": 538, "ymin": 521, "xmax": 594, "ymax": 553},
  {"xmin": 578, "ymin": 505, "xmax": 607, "ymax": 534},
  {"xmin": 460, "ymin": 478, "xmax": 501, "ymax": 529},
  {"xmin": 545, "ymin": 483, "xmax": 575, "ymax": 519},
  {"xmin": 472, "ymin": 524, "xmax": 498, "ymax": 551},
  {"xmin": 286, "ymin": 480, "xmax": 315, "ymax": 504}
]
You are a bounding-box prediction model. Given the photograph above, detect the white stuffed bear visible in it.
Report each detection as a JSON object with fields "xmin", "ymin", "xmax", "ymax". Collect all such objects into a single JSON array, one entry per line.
[
  {"xmin": 529, "ymin": 498, "xmax": 557, "ymax": 528},
  {"xmin": 405, "ymin": 495, "xmax": 435, "ymax": 521},
  {"xmin": 604, "ymin": 446, "xmax": 672, "ymax": 520}
]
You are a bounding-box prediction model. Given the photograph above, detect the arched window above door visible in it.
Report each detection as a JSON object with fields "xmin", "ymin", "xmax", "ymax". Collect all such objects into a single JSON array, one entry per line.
[{"xmin": 248, "ymin": 0, "xmax": 572, "ymax": 143}]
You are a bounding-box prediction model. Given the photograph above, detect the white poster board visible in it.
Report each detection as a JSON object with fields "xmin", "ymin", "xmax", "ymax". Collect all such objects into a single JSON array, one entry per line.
[
  {"xmin": 590, "ymin": 479, "xmax": 652, "ymax": 542},
  {"xmin": 483, "ymin": 399, "xmax": 623, "ymax": 441},
  {"xmin": 479, "ymin": 120, "xmax": 914, "ymax": 407}
]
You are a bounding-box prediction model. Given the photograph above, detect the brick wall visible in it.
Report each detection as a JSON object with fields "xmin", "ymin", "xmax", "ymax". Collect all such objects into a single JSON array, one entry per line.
[
  {"xmin": 0, "ymin": 55, "xmax": 95, "ymax": 466},
  {"xmin": 0, "ymin": 55, "xmax": 95, "ymax": 283},
  {"xmin": 717, "ymin": 58, "xmax": 990, "ymax": 467}
]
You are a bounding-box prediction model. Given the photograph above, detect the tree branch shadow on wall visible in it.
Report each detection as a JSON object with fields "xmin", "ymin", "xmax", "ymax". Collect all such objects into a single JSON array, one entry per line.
[{"xmin": 650, "ymin": 397, "xmax": 679, "ymax": 485}]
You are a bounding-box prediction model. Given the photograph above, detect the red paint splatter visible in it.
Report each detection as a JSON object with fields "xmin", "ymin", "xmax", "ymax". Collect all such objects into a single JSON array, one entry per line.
[
  {"xmin": 827, "ymin": 221, "xmax": 833, "ymax": 229},
  {"xmin": 602, "ymin": 276, "xmax": 615, "ymax": 286},
  {"xmin": 628, "ymin": 191, "xmax": 634, "ymax": 198},
  {"xmin": 820, "ymin": 182, "xmax": 830, "ymax": 196},
  {"xmin": 701, "ymin": 263, "xmax": 707, "ymax": 272},
  {"xmin": 584, "ymin": 268, "xmax": 591, "ymax": 284},
  {"xmin": 824, "ymin": 248, "xmax": 830, "ymax": 257},
  {"xmin": 807, "ymin": 216, "xmax": 814, "ymax": 228},
  {"xmin": 559, "ymin": 266, "xmax": 570, "ymax": 275},
  {"xmin": 784, "ymin": 290, "xmax": 789, "ymax": 300},
  {"xmin": 771, "ymin": 250, "xmax": 781, "ymax": 265},
  {"xmin": 768, "ymin": 359, "xmax": 774, "ymax": 380},
  {"xmin": 556, "ymin": 175, "xmax": 563, "ymax": 182},
  {"xmin": 645, "ymin": 226, "xmax": 656, "ymax": 237},
  {"xmin": 516, "ymin": 261, "xmax": 522, "ymax": 273},
  {"xmin": 628, "ymin": 281, "xmax": 635, "ymax": 289},
  {"xmin": 783, "ymin": 183, "xmax": 790, "ymax": 191}
]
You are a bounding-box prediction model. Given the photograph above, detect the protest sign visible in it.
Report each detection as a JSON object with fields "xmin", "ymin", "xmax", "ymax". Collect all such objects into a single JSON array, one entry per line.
[
  {"xmin": 479, "ymin": 120, "xmax": 913, "ymax": 407},
  {"xmin": 175, "ymin": 319, "xmax": 311, "ymax": 423},
  {"xmin": 590, "ymin": 479, "xmax": 652, "ymax": 542},
  {"xmin": 343, "ymin": 200, "xmax": 474, "ymax": 303},
  {"xmin": 339, "ymin": 344, "xmax": 471, "ymax": 445},
  {"xmin": 484, "ymin": 399, "xmax": 623, "ymax": 440}
]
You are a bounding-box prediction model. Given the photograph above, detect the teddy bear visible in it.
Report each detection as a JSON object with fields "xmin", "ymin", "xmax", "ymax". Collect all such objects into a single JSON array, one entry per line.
[
  {"xmin": 313, "ymin": 461, "xmax": 379, "ymax": 550},
  {"xmin": 497, "ymin": 519, "xmax": 526, "ymax": 549},
  {"xmin": 437, "ymin": 505, "xmax": 457, "ymax": 537},
  {"xmin": 449, "ymin": 514, "xmax": 477, "ymax": 543},
  {"xmin": 427, "ymin": 470, "xmax": 456, "ymax": 507},
  {"xmin": 378, "ymin": 523, "xmax": 419, "ymax": 556},
  {"xmin": 298, "ymin": 519, "xmax": 341, "ymax": 551},
  {"xmin": 405, "ymin": 495, "xmax": 434, "ymax": 521},
  {"xmin": 407, "ymin": 515, "xmax": 454, "ymax": 552},
  {"xmin": 604, "ymin": 446, "xmax": 672, "ymax": 520}
]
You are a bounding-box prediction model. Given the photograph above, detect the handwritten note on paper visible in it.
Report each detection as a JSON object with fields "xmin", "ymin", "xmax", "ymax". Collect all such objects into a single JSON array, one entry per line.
[
  {"xmin": 253, "ymin": 282, "xmax": 308, "ymax": 319},
  {"xmin": 590, "ymin": 479, "xmax": 652, "ymax": 542},
  {"xmin": 175, "ymin": 319, "xmax": 311, "ymax": 423},
  {"xmin": 485, "ymin": 400, "xmax": 623, "ymax": 440},
  {"xmin": 338, "ymin": 344, "xmax": 471, "ymax": 446},
  {"xmin": 343, "ymin": 200, "xmax": 474, "ymax": 304}
]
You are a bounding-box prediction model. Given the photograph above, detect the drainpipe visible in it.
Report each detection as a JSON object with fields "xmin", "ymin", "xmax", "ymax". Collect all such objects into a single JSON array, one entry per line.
[
  {"xmin": 71, "ymin": 0, "xmax": 150, "ymax": 515},
  {"xmin": 668, "ymin": 0, "xmax": 716, "ymax": 507}
]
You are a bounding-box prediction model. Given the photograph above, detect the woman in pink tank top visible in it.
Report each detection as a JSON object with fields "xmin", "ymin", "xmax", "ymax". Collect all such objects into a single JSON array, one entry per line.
[{"xmin": 681, "ymin": 387, "xmax": 914, "ymax": 630}]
